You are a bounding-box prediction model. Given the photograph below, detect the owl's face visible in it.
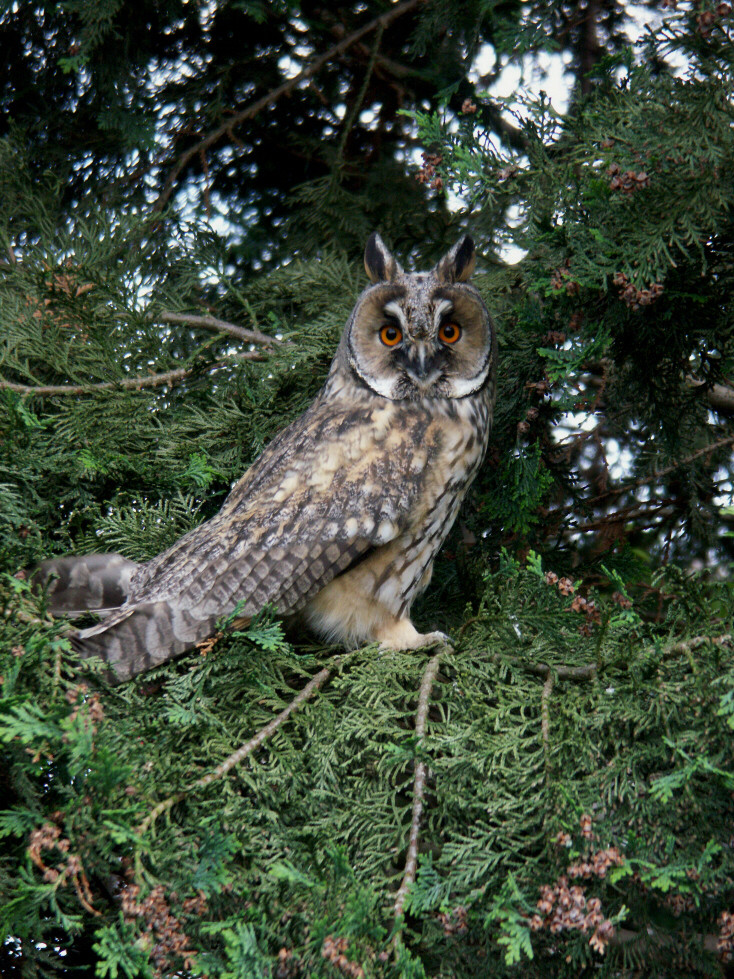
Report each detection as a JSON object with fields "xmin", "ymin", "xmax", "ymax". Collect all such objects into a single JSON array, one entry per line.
[{"xmin": 340, "ymin": 234, "xmax": 494, "ymax": 402}]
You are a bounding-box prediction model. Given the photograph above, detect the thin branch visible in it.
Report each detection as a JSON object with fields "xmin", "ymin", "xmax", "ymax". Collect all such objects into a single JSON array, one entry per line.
[
  {"xmin": 513, "ymin": 634, "xmax": 731, "ymax": 687},
  {"xmin": 189, "ymin": 663, "xmax": 335, "ymax": 792},
  {"xmin": 152, "ymin": 0, "xmax": 424, "ymax": 213},
  {"xmin": 668, "ymin": 633, "xmax": 731, "ymax": 655},
  {"xmin": 394, "ymin": 650, "xmax": 443, "ymax": 921},
  {"xmin": 0, "ymin": 354, "xmax": 262, "ymax": 397},
  {"xmin": 525, "ymin": 662, "xmax": 598, "ymax": 683},
  {"xmin": 136, "ymin": 662, "xmax": 336, "ymax": 850},
  {"xmin": 548, "ymin": 434, "xmax": 734, "ymax": 518},
  {"xmin": 158, "ymin": 311, "xmax": 286, "ymax": 347},
  {"xmin": 568, "ymin": 498, "xmax": 677, "ymax": 535}
]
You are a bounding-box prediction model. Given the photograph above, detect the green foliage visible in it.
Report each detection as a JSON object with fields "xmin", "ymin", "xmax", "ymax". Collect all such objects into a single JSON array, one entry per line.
[
  {"xmin": 1, "ymin": 550, "xmax": 732, "ymax": 976},
  {"xmin": 1, "ymin": 1, "xmax": 733, "ymax": 976},
  {"xmin": 409, "ymin": 4, "xmax": 734, "ymax": 570}
]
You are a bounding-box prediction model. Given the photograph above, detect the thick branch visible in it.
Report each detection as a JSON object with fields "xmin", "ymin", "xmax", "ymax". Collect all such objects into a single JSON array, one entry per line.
[
  {"xmin": 394, "ymin": 650, "xmax": 443, "ymax": 921},
  {"xmin": 152, "ymin": 0, "xmax": 424, "ymax": 213},
  {"xmin": 0, "ymin": 354, "xmax": 261, "ymax": 397},
  {"xmin": 686, "ymin": 375, "xmax": 734, "ymax": 415}
]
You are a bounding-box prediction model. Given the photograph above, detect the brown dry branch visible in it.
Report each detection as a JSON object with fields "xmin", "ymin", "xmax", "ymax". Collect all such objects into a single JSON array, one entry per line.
[
  {"xmin": 158, "ymin": 310, "xmax": 286, "ymax": 347},
  {"xmin": 121, "ymin": 882, "xmax": 205, "ymax": 977},
  {"xmin": 28, "ymin": 822, "xmax": 101, "ymax": 917},
  {"xmin": 152, "ymin": 0, "xmax": 424, "ymax": 214},
  {"xmin": 0, "ymin": 353, "xmax": 262, "ymax": 397},
  {"xmin": 393, "ymin": 650, "xmax": 443, "ymax": 922},
  {"xmin": 321, "ymin": 935, "xmax": 365, "ymax": 978}
]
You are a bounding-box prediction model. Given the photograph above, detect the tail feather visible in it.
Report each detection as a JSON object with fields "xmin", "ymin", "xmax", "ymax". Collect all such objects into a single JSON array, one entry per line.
[
  {"xmin": 72, "ymin": 601, "xmax": 218, "ymax": 684},
  {"xmin": 33, "ymin": 553, "xmax": 139, "ymax": 616}
]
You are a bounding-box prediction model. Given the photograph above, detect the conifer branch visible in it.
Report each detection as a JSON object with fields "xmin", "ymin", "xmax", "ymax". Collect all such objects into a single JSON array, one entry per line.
[
  {"xmin": 0, "ymin": 355, "xmax": 262, "ymax": 396},
  {"xmin": 549, "ymin": 434, "xmax": 734, "ymax": 518},
  {"xmin": 151, "ymin": 0, "xmax": 424, "ymax": 213},
  {"xmin": 135, "ymin": 662, "xmax": 337, "ymax": 873},
  {"xmin": 158, "ymin": 311, "xmax": 286, "ymax": 347},
  {"xmin": 393, "ymin": 650, "xmax": 442, "ymax": 922}
]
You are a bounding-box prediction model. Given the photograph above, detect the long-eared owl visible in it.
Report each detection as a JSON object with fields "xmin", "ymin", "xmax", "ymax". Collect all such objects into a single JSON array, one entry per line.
[{"xmin": 36, "ymin": 234, "xmax": 497, "ymax": 682}]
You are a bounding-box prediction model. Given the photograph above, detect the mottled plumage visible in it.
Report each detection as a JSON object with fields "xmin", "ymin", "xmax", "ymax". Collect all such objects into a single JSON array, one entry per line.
[{"xmin": 35, "ymin": 234, "xmax": 496, "ymax": 682}]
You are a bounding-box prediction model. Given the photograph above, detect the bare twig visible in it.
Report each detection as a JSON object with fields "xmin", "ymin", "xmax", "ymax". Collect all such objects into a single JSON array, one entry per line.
[
  {"xmin": 152, "ymin": 0, "xmax": 424, "ymax": 213},
  {"xmin": 158, "ymin": 311, "xmax": 286, "ymax": 347},
  {"xmin": 569, "ymin": 498, "xmax": 677, "ymax": 535},
  {"xmin": 510, "ymin": 634, "xmax": 731, "ymax": 688},
  {"xmin": 0, "ymin": 354, "xmax": 261, "ymax": 397},
  {"xmin": 667, "ymin": 633, "xmax": 731, "ymax": 655},
  {"xmin": 394, "ymin": 650, "xmax": 443, "ymax": 921}
]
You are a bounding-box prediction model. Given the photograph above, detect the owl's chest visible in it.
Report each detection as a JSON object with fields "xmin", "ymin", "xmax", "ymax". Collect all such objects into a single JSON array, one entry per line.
[
  {"xmin": 368, "ymin": 395, "xmax": 489, "ymax": 612},
  {"xmin": 414, "ymin": 394, "xmax": 490, "ymax": 523}
]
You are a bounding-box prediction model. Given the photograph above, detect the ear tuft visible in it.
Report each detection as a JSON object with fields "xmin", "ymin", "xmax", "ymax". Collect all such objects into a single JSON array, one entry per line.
[
  {"xmin": 435, "ymin": 235, "xmax": 476, "ymax": 284},
  {"xmin": 364, "ymin": 232, "xmax": 402, "ymax": 283}
]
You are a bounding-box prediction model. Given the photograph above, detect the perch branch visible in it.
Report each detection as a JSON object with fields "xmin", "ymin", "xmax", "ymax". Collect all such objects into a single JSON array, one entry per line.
[
  {"xmin": 152, "ymin": 0, "xmax": 424, "ymax": 213},
  {"xmin": 393, "ymin": 650, "xmax": 443, "ymax": 921},
  {"xmin": 0, "ymin": 354, "xmax": 262, "ymax": 396}
]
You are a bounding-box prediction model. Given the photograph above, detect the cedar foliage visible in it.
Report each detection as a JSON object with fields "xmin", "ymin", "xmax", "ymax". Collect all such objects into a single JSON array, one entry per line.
[{"xmin": 1, "ymin": 2, "xmax": 733, "ymax": 977}]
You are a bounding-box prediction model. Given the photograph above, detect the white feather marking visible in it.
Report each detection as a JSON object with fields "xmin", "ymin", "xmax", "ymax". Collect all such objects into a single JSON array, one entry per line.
[
  {"xmin": 433, "ymin": 299, "xmax": 453, "ymax": 328},
  {"xmin": 448, "ymin": 360, "xmax": 493, "ymax": 398},
  {"xmin": 384, "ymin": 301, "xmax": 407, "ymax": 327},
  {"xmin": 348, "ymin": 356, "xmax": 398, "ymax": 399}
]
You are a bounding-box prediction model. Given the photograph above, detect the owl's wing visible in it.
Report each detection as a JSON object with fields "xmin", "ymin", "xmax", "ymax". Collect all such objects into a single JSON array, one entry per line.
[{"xmin": 73, "ymin": 397, "xmax": 437, "ymax": 682}]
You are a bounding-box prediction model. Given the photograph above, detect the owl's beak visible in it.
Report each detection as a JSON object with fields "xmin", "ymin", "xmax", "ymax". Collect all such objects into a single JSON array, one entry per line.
[{"xmin": 403, "ymin": 343, "xmax": 442, "ymax": 389}]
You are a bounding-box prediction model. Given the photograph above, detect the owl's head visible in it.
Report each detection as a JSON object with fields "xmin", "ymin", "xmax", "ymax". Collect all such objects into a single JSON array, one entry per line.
[{"xmin": 337, "ymin": 233, "xmax": 495, "ymax": 402}]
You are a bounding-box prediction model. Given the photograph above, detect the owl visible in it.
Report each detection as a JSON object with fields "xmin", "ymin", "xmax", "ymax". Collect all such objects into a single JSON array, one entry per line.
[{"xmin": 35, "ymin": 234, "xmax": 497, "ymax": 683}]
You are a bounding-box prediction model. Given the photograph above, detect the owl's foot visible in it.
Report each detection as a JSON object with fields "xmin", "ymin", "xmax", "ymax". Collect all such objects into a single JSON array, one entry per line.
[
  {"xmin": 375, "ymin": 618, "xmax": 453, "ymax": 652},
  {"xmin": 419, "ymin": 630, "xmax": 453, "ymax": 651}
]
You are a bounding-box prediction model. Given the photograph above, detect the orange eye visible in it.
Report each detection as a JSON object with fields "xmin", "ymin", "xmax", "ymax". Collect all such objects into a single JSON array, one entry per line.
[
  {"xmin": 379, "ymin": 323, "xmax": 403, "ymax": 346},
  {"xmin": 439, "ymin": 321, "xmax": 462, "ymax": 344}
]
